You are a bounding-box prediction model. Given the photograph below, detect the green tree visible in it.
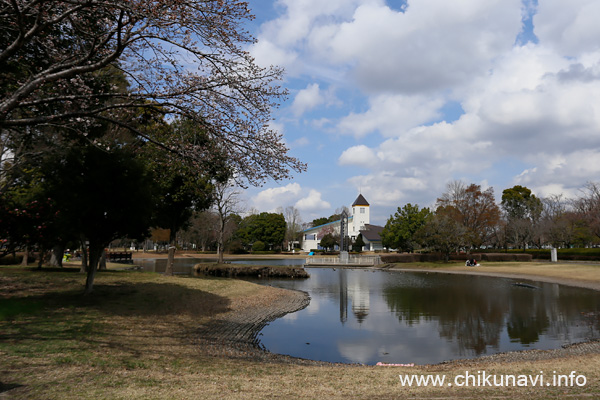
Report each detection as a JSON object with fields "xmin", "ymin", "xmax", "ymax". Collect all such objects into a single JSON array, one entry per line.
[
  {"xmin": 501, "ymin": 185, "xmax": 543, "ymax": 250},
  {"xmin": 319, "ymin": 233, "xmax": 337, "ymax": 252},
  {"xmin": 415, "ymin": 214, "xmax": 467, "ymax": 261},
  {"xmin": 140, "ymin": 118, "xmax": 228, "ymax": 275},
  {"xmin": 381, "ymin": 204, "xmax": 432, "ymax": 252},
  {"xmin": 353, "ymin": 234, "xmax": 365, "ymax": 253},
  {"xmin": 311, "ymin": 217, "xmax": 330, "ymax": 227},
  {"xmin": 237, "ymin": 212, "xmax": 286, "ymax": 251},
  {"xmin": 43, "ymin": 145, "xmax": 155, "ymax": 294},
  {"xmin": 501, "ymin": 185, "xmax": 543, "ymax": 220}
]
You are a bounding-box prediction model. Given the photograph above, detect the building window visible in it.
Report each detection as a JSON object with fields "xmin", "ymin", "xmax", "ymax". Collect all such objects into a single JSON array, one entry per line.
[{"xmin": 360, "ymin": 208, "xmax": 365, "ymax": 214}]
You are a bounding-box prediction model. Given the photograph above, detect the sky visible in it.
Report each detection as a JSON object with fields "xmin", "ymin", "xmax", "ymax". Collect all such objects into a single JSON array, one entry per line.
[{"xmin": 239, "ymin": 0, "xmax": 600, "ymax": 226}]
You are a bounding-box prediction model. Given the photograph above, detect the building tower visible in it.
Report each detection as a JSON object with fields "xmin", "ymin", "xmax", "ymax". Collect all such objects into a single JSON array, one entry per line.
[{"xmin": 350, "ymin": 194, "xmax": 370, "ymax": 238}]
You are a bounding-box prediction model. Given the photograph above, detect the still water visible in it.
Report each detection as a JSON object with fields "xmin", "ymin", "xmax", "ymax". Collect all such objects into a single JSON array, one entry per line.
[{"xmin": 253, "ymin": 268, "xmax": 600, "ymax": 365}]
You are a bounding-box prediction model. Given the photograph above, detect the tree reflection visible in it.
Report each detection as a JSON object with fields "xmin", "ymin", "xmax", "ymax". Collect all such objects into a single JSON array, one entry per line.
[
  {"xmin": 506, "ymin": 287, "xmax": 550, "ymax": 344},
  {"xmin": 381, "ymin": 274, "xmax": 571, "ymax": 355}
]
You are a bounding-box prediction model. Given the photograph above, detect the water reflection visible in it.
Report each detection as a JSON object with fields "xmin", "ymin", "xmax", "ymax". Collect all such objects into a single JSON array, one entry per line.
[{"xmin": 255, "ymin": 269, "xmax": 600, "ymax": 365}]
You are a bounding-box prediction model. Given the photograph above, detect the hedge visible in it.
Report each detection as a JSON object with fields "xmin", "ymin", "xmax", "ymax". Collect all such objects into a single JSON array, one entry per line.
[
  {"xmin": 0, "ymin": 255, "xmax": 24, "ymax": 265},
  {"xmin": 381, "ymin": 252, "xmax": 532, "ymax": 263},
  {"xmin": 479, "ymin": 248, "xmax": 600, "ymax": 261}
]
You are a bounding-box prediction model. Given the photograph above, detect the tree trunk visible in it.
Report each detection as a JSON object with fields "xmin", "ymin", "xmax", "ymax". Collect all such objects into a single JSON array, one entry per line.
[
  {"xmin": 80, "ymin": 235, "xmax": 88, "ymax": 273},
  {"xmin": 164, "ymin": 235, "xmax": 176, "ymax": 276},
  {"xmin": 37, "ymin": 247, "xmax": 45, "ymax": 269},
  {"xmin": 98, "ymin": 249, "xmax": 107, "ymax": 270},
  {"xmin": 21, "ymin": 245, "xmax": 29, "ymax": 266},
  {"xmin": 84, "ymin": 244, "xmax": 102, "ymax": 295},
  {"xmin": 217, "ymin": 234, "xmax": 224, "ymax": 264},
  {"xmin": 49, "ymin": 244, "xmax": 64, "ymax": 267}
]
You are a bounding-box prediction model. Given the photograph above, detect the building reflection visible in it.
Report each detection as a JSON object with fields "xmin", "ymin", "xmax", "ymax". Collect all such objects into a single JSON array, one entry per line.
[
  {"xmin": 338, "ymin": 269, "xmax": 371, "ymax": 324},
  {"xmin": 339, "ymin": 269, "xmax": 347, "ymax": 324}
]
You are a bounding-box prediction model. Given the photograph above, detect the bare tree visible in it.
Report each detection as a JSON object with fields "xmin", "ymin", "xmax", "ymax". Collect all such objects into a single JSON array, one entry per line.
[
  {"xmin": 284, "ymin": 205, "xmax": 302, "ymax": 251},
  {"xmin": 1, "ymin": 0, "xmax": 305, "ymax": 185},
  {"xmin": 436, "ymin": 181, "xmax": 501, "ymax": 249},
  {"xmin": 539, "ymin": 194, "xmax": 570, "ymax": 247},
  {"xmin": 181, "ymin": 211, "xmax": 219, "ymax": 251},
  {"xmin": 213, "ymin": 181, "xmax": 242, "ymax": 263},
  {"xmin": 573, "ymin": 182, "xmax": 600, "ymax": 241}
]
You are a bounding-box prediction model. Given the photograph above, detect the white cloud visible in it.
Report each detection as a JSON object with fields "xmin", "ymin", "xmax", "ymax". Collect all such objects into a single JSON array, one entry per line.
[
  {"xmin": 250, "ymin": 184, "xmax": 331, "ymax": 217},
  {"xmin": 309, "ymin": 0, "xmax": 522, "ymax": 93},
  {"xmin": 253, "ymin": 183, "xmax": 302, "ymax": 211},
  {"xmin": 337, "ymin": 94, "xmax": 444, "ymax": 138},
  {"xmin": 291, "ymin": 83, "xmax": 324, "ymax": 117},
  {"xmin": 295, "ymin": 189, "xmax": 331, "ymax": 211},
  {"xmin": 338, "ymin": 145, "xmax": 377, "ymax": 167},
  {"xmin": 249, "ymin": 39, "xmax": 298, "ymax": 71},
  {"xmin": 535, "ymin": 0, "xmax": 600, "ymax": 56},
  {"xmin": 291, "ymin": 136, "xmax": 310, "ymax": 147}
]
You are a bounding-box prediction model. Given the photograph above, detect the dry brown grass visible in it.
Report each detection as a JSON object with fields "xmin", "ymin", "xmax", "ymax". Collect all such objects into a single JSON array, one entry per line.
[
  {"xmin": 1, "ymin": 262, "xmax": 599, "ymax": 399},
  {"xmin": 392, "ymin": 261, "xmax": 600, "ymax": 290}
]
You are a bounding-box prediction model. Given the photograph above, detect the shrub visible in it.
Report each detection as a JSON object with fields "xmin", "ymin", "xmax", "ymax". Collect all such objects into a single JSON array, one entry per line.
[
  {"xmin": 381, "ymin": 253, "xmax": 422, "ymax": 263},
  {"xmin": 251, "ymin": 241, "xmax": 265, "ymax": 252},
  {"xmin": 480, "ymin": 253, "xmax": 532, "ymax": 262},
  {"xmin": 0, "ymin": 255, "xmax": 23, "ymax": 265}
]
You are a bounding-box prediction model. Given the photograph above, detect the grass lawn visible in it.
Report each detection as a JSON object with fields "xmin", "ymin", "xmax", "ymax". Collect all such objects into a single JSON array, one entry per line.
[{"xmin": 1, "ymin": 261, "xmax": 599, "ymax": 399}]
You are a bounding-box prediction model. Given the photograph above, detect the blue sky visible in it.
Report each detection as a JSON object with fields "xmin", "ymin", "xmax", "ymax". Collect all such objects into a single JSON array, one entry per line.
[{"xmin": 239, "ymin": 0, "xmax": 600, "ymax": 226}]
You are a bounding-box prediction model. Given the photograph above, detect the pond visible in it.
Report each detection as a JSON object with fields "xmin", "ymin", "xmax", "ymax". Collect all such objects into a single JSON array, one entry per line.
[{"xmin": 251, "ymin": 268, "xmax": 600, "ymax": 365}]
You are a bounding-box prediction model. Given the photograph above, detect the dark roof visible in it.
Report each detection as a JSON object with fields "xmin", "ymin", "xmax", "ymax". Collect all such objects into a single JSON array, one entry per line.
[
  {"xmin": 359, "ymin": 224, "xmax": 383, "ymax": 242},
  {"xmin": 352, "ymin": 194, "xmax": 369, "ymax": 206}
]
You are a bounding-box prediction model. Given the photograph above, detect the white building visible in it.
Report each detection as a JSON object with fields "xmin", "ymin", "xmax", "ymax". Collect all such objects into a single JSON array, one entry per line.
[{"xmin": 301, "ymin": 194, "xmax": 384, "ymax": 252}]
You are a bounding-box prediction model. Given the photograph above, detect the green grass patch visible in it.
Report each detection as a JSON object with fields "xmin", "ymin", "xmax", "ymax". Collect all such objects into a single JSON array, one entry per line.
[{"xmin": 0, "ymin": 298, "xmax": 44, "ymax": 320}]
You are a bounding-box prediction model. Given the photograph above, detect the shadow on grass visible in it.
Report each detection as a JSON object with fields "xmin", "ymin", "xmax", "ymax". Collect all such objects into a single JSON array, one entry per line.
[
  {"xmin": 0, "ymin": 382, "xmax": 24, "ymax": 394},
  {"xmin": 0, "ymin": 267, "xmax": 238, "ymax": 395},
  {"xmin": 1, "ymin": 272, "xmax": 231, "ymax": 319}
]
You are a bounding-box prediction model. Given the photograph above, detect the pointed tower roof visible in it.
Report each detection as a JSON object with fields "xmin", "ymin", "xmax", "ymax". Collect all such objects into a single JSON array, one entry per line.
[{"xmin": 352, "ymin": 194, "xmax": 370, "ymax": 206}]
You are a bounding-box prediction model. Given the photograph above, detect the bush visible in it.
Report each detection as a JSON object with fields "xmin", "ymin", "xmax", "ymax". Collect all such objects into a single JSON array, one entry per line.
[
  {"xmin": 251, "ymin": 241, "xmax": 266, "ymax": 252},
  {"xmin": 382, "ymin": 252, "xmax": 533, "ymax": 263},
  {"xmin": 480, "ymin": 253, "xmax": 532, "ymax": 262},
  {"xmin": 0, "ymin": 255, "xmax": 23, "ymax": 265},
  {"xmin": 380, "ymin": 253, "xmax": 441, "ymax": 263}
]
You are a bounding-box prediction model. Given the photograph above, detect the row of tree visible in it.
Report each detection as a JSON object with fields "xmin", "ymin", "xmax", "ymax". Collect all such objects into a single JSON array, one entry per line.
[
  {"xmin": 0, "ymin": 0, "xmax": 304, "ymax": 294},
  {"xmin": 381, "ymin": 181, "xmax": 600, "ymax": 259}
]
